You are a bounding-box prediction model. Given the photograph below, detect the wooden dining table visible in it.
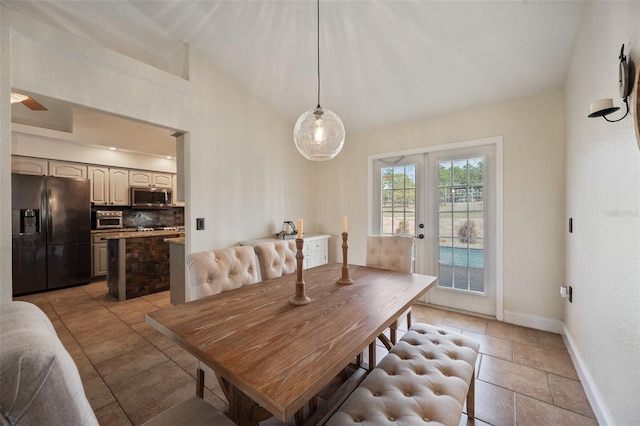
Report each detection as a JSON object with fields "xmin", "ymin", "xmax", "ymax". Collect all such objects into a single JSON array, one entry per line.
[{"xmin": 146, "ymin": 263, "xmax": 437, "ymax": 425}]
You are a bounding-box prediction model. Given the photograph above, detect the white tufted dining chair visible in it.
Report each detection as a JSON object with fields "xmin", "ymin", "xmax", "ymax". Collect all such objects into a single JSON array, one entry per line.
[
  {"xmin": 366, "ymin": 235, "xmax": 415, "ymax": 347},
  {"xmin": 186, "ymin": 245, "xmax": 260, "ymax": 397},
  {"xmin": 254, "ymin": 240, "xmax": 297, "ymax": 280},
  {"xmin": 187, "ymin": 246, "xmax": 259, "ymax": 299}
]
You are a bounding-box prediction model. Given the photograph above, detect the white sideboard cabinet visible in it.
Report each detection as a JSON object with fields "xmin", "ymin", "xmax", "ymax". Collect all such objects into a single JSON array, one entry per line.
[{"xmin": 240, "ymin": 234, "xmax": 330, "ymax": 272}]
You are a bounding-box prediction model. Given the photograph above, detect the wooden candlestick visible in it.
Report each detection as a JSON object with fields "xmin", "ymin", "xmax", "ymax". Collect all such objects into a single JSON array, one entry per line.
[
  {"xmin": 290, "ymin": 238, "xmax": 311, "ymax": 305},
  {"xmin": 336, "ymin": 232, "xmax": 354, "ymax": 285}
]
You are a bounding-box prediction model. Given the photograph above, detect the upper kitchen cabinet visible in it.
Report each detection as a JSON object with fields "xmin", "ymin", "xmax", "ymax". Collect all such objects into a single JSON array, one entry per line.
[
  {"xmin": 129, "ymin": 170, "xmax": 172, "ymax": 188},
  {"xmin": 90, "ymin": 166, "xmax": 129, "ymax": 205},
  {"xmin": 11, "ymin": 156, "xmax": 48, "ymax": 175},
  {"xmin": 12, "ymin": 157, "xmax": 87, "ymax": 178},
  {"xmin": 88, "ymin": 166, "xmax": 109, "ymax": 205},
  {"xmin": 109, "ymin": 169, "xmax": 130, "ymax": 205},
  {"xmin": 49, "ymin": 161, "xmax": 87, "ymax": 179}
]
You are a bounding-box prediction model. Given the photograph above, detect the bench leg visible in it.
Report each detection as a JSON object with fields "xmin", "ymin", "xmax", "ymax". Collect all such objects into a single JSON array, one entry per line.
[
  {"xmin": 466, "ymin": 369, "xmax": 475, "ymax": 419},
  {"xmin": 196, "ymin": 367, "xmax": 205, "ymax": 398},
  {"xmin": 368, "ymin": 341, "xmax": 377, "ymax": 370}
]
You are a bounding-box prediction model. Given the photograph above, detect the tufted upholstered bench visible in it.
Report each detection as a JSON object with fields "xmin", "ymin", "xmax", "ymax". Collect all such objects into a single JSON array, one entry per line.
[
  {"xmin": 254, "ymin": 240, "xmax": 297, "ymax": 280},
  {"xmin": 325, "ymin": 323, "xmax": 480, "ymax": 426}
]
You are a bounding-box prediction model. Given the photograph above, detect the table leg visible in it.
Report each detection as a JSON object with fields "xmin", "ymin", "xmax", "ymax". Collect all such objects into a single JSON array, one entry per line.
[
  {"xmin": 196, "ymin": 367, "xmax": 205, "ymax": 398},
  {"xmin": 228, "ymin": 384, "xmax": 272, "ymax": 426}
]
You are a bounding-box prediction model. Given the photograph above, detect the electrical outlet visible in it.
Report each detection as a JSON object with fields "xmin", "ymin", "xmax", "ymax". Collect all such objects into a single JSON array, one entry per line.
[{"xmin": 196, "ymin": 218, "xmax": 205, "ymax": 230}]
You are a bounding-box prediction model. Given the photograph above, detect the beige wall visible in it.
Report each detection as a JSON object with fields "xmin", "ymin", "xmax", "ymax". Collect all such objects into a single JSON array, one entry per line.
[
  {"xmin": 0, "ymin": 6, "xmax": 315, "ymax": 302},
  {"xmin": 564, "ymin": 2, "xmax": 640, "ymax": 424},
  {"xmin": 315, "ymin": 90, "xmax": 566, "ymax": 330}
]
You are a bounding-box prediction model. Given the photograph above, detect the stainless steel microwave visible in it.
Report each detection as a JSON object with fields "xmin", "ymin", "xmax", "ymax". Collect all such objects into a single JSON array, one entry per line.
[{"xmin": 130, "ymin": 187, "xmax": 173, "ymax": 209}]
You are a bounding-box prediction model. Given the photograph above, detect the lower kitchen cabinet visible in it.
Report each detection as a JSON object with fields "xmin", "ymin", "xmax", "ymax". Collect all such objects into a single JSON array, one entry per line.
[{"xmin": 92, "ymin": 234, "xmax": 108, "ymax": 277}]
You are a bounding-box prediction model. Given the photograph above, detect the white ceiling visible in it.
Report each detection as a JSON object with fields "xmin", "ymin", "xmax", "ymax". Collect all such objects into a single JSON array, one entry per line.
[{"xmin": 5, "ymin": 0, "xmax": 585, "ymax": 137}]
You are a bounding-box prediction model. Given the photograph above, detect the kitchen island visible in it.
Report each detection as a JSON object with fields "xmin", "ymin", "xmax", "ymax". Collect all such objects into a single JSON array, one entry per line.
[{"xmin": 101, "ymin": 230, "xmax": 184, "ymax": 301}]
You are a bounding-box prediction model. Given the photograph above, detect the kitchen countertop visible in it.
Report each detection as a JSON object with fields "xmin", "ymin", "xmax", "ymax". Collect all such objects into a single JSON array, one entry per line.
[
  {"xmin": 164, "ymin": 236, "xmax": 185, "ymax": 244},
  {"xmin": 100, "ymin": 230, "xmax": 185, "ymax": 240},
  {"xmin": 92, "ymin": 228, "xmax": 138, "ymax": 234}
]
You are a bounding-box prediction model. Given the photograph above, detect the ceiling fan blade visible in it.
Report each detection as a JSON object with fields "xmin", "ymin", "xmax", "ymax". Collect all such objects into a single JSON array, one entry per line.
[{"xmin": 21, "ymin": 97, "xmax": 47, "ymax": 111}]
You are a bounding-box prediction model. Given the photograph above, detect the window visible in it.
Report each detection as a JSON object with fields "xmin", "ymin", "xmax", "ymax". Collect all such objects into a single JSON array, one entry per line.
[
  {"xmin": 437, "ymin": 157, "xmax": 485, "ymax": 293},
  {"xmin": 380, "ymin": 165, "xmax": 416, "ymax": 236}
]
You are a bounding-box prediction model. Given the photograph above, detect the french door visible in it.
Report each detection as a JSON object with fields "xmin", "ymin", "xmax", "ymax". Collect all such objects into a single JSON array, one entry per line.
[{"xmin": 371, "ymin": 140, "xmax": 501, "ymax": 317}]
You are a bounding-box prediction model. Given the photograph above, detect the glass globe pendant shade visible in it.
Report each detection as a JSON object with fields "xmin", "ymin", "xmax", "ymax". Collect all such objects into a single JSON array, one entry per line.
[{"xmin": 294, "ymin": 107, "xmax": 345, "ymax": 161}]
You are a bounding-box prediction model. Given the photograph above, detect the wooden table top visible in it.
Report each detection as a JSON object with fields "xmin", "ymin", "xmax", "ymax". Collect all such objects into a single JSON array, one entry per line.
[{"xmin": 146, "ymin": 263, "xmax": 437, "ymax": 421}]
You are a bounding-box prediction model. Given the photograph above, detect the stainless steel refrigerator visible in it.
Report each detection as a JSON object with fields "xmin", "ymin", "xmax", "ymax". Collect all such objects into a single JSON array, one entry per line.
[{"xmin": 12, "ymin": 174, "xmax": 91, "ymax": 295}]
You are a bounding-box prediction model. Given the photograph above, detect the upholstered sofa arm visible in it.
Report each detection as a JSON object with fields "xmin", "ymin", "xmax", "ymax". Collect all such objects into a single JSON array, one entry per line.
[
  {"xmin": 187, "ymin": 246, "xmax": 259, "ymax": 299},
  {"xmin": 254, "ymin": 241, "xmax": 297, "ymax": 280},
  {"xmin": 1, "ymin": 301, "xmax": 98, "ymax": 426}
]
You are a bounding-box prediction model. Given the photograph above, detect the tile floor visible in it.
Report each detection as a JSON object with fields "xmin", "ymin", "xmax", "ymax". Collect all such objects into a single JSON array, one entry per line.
[{"xmin": 15, "ymin": 280, "xmax": 598, "ymax": 426}]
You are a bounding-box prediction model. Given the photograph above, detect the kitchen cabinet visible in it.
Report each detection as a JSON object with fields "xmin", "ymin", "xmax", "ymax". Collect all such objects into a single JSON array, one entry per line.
[
  {"xmin": 240, "ymin": 234, "xmax": 330, "ymax": 273},
  {"xmin": 109, "ymin": 168, "xmax": 129, "ymax": 205},
  {"xmin": 129, "ymin": 170, "xmax": 172, "ymax": 188},
  {"xmin": 89, "ymin": 166, "xmax": 129, "ymax": 205},
  {"xmin": 88, "ymin": 166, "xmax": 109, "ymax": 205},
  {"xmin": 91, "ymin": 234, "xmax": 108, "ymax": 277},
  {"xmin": 11, "ymin": 156, "xmax": 48, "ymax": 175},
  {"xmin": 49, "ymin": 161, "xmax": 87, "ymax": 179},
  {"xmin": 172, "ymin": 174, "xmax": 185, "ymax": 206}
]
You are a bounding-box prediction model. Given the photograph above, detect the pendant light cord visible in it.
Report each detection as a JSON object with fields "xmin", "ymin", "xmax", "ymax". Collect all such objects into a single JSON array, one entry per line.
[{"xmin": 316, "ymin": 0, "xmax": 321, "ymax": 109}]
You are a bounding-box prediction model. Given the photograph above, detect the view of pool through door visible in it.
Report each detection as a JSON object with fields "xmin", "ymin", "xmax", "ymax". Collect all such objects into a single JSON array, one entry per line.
[{"xmin": 371, "ymin": 139, "xmax": 502, "ymax": 318}]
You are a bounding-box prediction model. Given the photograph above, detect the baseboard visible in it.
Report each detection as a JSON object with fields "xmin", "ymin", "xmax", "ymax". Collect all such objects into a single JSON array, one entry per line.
[
  {"xmin": 562, "ymin": 324, "xmax": 614, "ymax": 426},
  {"xmin": 502, "ymin": 310, "xmax": 563, "ymax": 333}
]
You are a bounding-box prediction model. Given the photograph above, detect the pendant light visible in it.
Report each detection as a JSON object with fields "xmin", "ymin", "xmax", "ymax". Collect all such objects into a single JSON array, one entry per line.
[{"xmin": 294, "ymin": 0, "xmax": 345, "ymax": 161}]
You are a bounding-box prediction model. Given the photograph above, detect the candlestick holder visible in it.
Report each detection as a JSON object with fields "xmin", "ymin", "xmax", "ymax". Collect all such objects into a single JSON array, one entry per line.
[
  {"xmin": 290, "ymin": 238, "xmax": 311, "ymax": 305},
  {"xmin": 336, "ymin": 232, "xmax": 354, "ymax": 285}
]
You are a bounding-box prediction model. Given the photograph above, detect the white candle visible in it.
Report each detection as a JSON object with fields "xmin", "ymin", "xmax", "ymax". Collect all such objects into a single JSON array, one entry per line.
[
  {"xmin": 297, "ymin": 219, "xmax": 303, "ymax": 238},
  {"xmin": 343, "ymin": 216, "xmax": 348, "ymax": 233}
]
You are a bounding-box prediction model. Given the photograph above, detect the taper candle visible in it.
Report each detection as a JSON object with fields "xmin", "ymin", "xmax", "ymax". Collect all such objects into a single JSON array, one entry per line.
[
  {"xmin": 343, "ymin": 216, "xmax": 348, "ymax": 233},
  {"xmin": 297, "ymin": 218, "xmax": 303, "ymax": 238}
]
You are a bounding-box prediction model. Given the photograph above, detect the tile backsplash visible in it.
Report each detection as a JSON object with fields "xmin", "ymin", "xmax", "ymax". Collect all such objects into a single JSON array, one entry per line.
[{"xmin": 92, "ymin": 206, "xmax": 184, "ymax": 229}]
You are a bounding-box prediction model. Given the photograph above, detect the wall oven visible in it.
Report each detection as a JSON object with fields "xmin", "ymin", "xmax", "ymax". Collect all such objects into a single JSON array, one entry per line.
[{"xmin": 95, "ymin": 210, "xmax": 123, "ymax": 229}]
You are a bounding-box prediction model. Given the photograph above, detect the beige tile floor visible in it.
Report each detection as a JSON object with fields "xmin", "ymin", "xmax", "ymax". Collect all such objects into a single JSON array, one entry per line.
[{"xmin": 16, "ymin": 280, "xmax": 598, "ymax": 426}]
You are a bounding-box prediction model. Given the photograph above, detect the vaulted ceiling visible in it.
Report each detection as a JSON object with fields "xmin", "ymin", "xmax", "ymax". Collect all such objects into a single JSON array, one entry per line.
[{"xmin": 5, "ymin": 0, "xmax": 585, "ymax": 141}]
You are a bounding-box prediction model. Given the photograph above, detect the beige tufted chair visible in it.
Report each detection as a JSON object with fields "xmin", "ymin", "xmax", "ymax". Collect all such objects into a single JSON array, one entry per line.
[
  {"xmin": 186, "ymin": 245, "xmax": 259, "ymax": 397},
  {"xmin": 366, "ymin": 235, "xmax": 415, "ymax": 347},
  {"xmin": 254, "ymin": 240, "xmax": 297, "ymax": 280},
  {"xmin": 187, "ymin": 246, "xmax": 259, "ymax": 299}
]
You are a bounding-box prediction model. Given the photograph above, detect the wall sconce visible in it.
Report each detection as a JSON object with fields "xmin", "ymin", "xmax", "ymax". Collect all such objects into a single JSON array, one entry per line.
[{"xmin": 588, "ymin": 44, "xmax": 634, "ymax": 122}]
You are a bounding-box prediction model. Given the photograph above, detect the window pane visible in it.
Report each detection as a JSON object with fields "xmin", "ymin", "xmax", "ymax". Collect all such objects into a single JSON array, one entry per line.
[
  {"xmin": 452, "ymin": 160, "xmax": 467, "ymax": 185},
  {"xmin": 437, "ymin": 157, "xmax": 485, "ymax": 293},
  {"xmin": 378, "ymin": 164, "xmax": 416, "ymax": 237}
]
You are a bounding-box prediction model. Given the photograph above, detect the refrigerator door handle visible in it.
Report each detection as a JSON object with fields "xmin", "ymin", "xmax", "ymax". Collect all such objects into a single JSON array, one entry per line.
[{"xmin": 47, "ymin": 187, "xmax": 52, "ymax": 240}]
